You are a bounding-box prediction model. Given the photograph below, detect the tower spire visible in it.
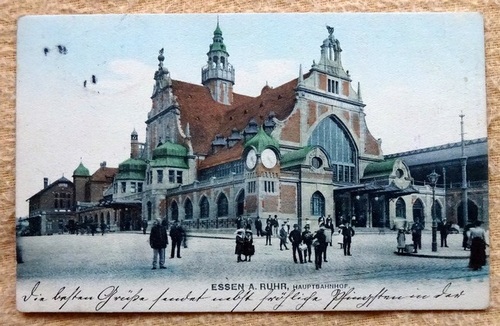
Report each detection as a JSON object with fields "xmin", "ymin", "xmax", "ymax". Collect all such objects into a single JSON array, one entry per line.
[
  {"xmin": 201, "ymin": 19, "xmax": 235, "ymax": 105},
  {"xmin": 298, "ymin": 64, "xmax": 304, "ymax": 85},
  {"xmin": 357, "ymin": 82, "xmax": 362, "ymax": 102}
]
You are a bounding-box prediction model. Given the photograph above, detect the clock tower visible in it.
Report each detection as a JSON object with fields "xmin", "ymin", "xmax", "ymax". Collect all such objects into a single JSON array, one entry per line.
[{"xmin": 243, "ymin": 127, "xmax": 280, "ymax": 218}]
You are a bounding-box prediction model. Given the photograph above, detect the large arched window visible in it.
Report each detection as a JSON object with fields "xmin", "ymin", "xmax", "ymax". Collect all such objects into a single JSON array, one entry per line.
[
  {"xmin": 200, "ymin": 196, "xmax": 209, "ymax": 219},
  {"xmin": 171, "ymin": 201, "xmax": 179, "ymax": 221},
  {"xmin": 184, "ymin": 198, "xmax": 193, "ymax": 220},
  {"xmin": 308, "ymin": 116, "xmax": 357, "ymax": 183},
  {"xmin": 217, "ymin": 193, "xmax": 229, "ymax": 217},
  {"xmin": 236, "ymin": 190, "xmax": 245, "ymax": 217},
  {"xmin": 395, "ymin": 198, "xmax": 406, "ymax": 218},
  {"xmin": 311, "ymin": 191, "xmax": 325, "ymax": 217}
]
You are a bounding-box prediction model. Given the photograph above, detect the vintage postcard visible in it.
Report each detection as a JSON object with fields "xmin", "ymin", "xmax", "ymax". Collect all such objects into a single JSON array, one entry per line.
[{"xmin": 16, "ymin": 13, "xmax": 489, "ymax": 312}]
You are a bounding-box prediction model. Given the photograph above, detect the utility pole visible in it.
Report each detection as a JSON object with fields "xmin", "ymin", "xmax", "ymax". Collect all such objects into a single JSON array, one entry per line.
[{"xmin": 460, "ymin": 113, "xmax": 468, "ymax": 227}]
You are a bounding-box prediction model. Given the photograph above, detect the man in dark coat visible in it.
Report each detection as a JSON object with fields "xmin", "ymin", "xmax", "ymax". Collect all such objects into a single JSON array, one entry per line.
[
  {"xmin": 439, "ymin": 220, "xmax": 450, "ymax": 247},
  {"xmin": 142, "ymin": 219, "xmax": 148, "ymax": 235},
  {"xmin": 411, "ymin": 222, "xmax": 422, "ymax": 253},
  {"xmin": 170, "ymin": 221, "xmax": 184, "ymax": 258},
  {"xmin": 255, "ymin": 216, "xmax": 263, "ymax": 237},
  {"xmin": 301, "ymin": 224, "xmax": 313, "ymax": 263},
  {"xmin": 149, "ymin": 218, "xmax": 168, "ymax": 269},
  {"xmin": 288, "ymin": 224, "xmax": 304, "ymax": 264},
  {"xmin": 313, "ymin": 226, "xmax": 327, "ymax": 270},
  {"xmin": 342, "ymin": 222, "xmax": 355, "ymax": 256},
  {"xmin": 236, "ymin": 216, "xmax": 243, "ymax": 229}
]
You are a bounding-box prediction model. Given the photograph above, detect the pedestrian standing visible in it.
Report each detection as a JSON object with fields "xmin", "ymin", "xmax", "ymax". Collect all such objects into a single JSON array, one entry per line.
[
  {"xmin": 236, "ymin": 216, "xmax": 243, "ymax": 229},
  {"xmin": 279, "ymin": 224, "xmax": 289, "ymax": 250},
  {"xmin": 142, "ymin": 219, "xmax": 148, "ymax": 235},
  {"xmin": 325, "ymin": 215, "xmax": 334, "ymax": 246},
  {"xmin": 149, "ymin": 218, "xmax": 168, "ymax": 269},
  {"xmin": 235, "ymin": 229, "xmax": 245, "ymax": 262},
  {"xmin": 100, "ymin": 221, "xmax": 107, "ymax": 236},
  {"xmin": 411, "ymin": 222, "xmax": 422, "ymax": 253},
  {"xmin": 255, "ymin": 216, "xmax": 263, "ymax": 237},
  {"xmin": 273, "ymin": 215, "xmax": 279, "ymax": 237},
  {"xmin": 468, "ymin": 221, "xmax": 487, "ymax": 271},
  {"xmin": 317, "ymin": 215, "xmax": 325, "ymax": 228},
  {"xmin": 439, "ymin": 220, "xmax": 449, "ymax": 247},
  {"xmin": 289, "ymin": 224, "xmax": 304, "ymax": 263},
  {"xmin": 301, "ymin": 224, "xmax": 313, "ymax": 263},
  {"xmin": 169, "ymin": 221, "xmax": 184, "ymax": 258},
  {"xmin": 313, "ymin": 225, "xmax": 327, "ymax": 270},
  {"xmin": 245, "ymin": 217, "xmax": 252, "ymax": 231},
  {"xmin": 397, "ymin": 228, "xmax": 406, "ymax": 253},
  {"xmin": 342, "ymin": 222, "xmax": 355, "ymax": 256},
  {"xmin": 265, "ymin": 221, "xmax": 272, "ymax": 245},
  {"xmin": 322, "ymin": 223, "xmax": 331, "ymax": 262},
  {"xmin": 243, "ymin": 230, "xmax": 254, "ymax": 262}
]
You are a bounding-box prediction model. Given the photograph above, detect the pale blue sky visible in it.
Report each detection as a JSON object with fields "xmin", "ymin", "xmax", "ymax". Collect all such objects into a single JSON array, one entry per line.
[{"xmin": 16, "ymin": 13, "xmax": 487, "ymax": 217}]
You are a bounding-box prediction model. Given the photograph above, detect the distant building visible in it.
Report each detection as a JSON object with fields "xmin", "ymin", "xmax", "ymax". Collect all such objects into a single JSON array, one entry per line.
[{"xmin": 26, "ymin": 177, "xmax": 74, "ymax": 235}]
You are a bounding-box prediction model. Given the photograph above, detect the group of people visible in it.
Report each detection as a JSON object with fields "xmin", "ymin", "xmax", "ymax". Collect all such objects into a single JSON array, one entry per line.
[
  {"xmin": 235, "ymin": 215, "xmax": 355, "ymax": 271},
  {"xmin": 149, "ymin": 219, "xmax": 186, "ymax": 270},
  {"xmin": 397, "ymin": 219, "xmax": 488, "ymax": 272},
  {"xmin": 235, "ymin": 228, "xmax": 255, "ymax": 262}
]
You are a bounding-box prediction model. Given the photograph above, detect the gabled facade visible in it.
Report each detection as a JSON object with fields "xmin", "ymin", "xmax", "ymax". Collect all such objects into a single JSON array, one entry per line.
[{"xmin": 135, "ymin": 24, "xmax": 387, "ymax": 229}]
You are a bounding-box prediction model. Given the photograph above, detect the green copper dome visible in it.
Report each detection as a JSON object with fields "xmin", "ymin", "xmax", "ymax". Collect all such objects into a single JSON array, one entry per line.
[
  {"xmin": 115, "ymin": 158, "xmax": 147, "ymax": 181},
  {"xmin": 151, "ymin": 141, "xmax": 189, "ymax": 169},
  {"xmin": 73, "ymin": 162, "xmax": 90, "ymax": 177},
  {"xmin": 209, "ymin": 21, "xmax": 228, "ymax": 53},
  {"xmin": 244, "ymin": 127, "xmax": 280, "ymax": 154}
]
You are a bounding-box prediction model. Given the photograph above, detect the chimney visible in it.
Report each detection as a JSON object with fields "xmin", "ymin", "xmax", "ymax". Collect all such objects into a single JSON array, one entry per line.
[
  {"xmin": 100, "ymin": 161, "xmax": 107, "ymax": 168},
  {"xmin": 43, "ymin": 178, "xmax": 48, "ymax": 189}
]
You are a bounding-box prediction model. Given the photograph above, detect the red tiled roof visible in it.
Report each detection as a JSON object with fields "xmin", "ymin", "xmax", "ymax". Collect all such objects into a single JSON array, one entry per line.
[
  {"xmin": 90, "ymin": 167, "xmax": 118, "ymax": 182},
  {"xmin": 172, "ymin": 80, "xmax": 253, "ymax": 155},
  {"xmin": 198, "ymin": 142, "xmax": 244, "ymax": 170},
  {"xmin": 172, "ymin": 77, "xmax": 298, "ymax": 157}
]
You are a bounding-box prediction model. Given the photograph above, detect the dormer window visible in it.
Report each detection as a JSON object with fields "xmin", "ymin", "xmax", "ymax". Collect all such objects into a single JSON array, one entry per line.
[{"xmin": 328, "ymin": 78, "xmax": 339, "ymax": 94}]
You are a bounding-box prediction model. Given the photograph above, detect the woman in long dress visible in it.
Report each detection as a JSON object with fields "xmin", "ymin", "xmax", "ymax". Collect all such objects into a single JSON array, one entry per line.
[
  {"xmin": 397, "ymin": 228, "xmax": 406, "ymax": 253},
  {"xmin": 468, "ymin": 221, "xmax": 487, "ymax": 270}
]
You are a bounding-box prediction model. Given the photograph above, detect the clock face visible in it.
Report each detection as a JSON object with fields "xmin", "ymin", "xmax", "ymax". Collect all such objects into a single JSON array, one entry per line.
[
  {"xmin": 245, "ymin": 149, "xmax": 257, "ymax": 170},
  {"xmin": 261, "ymin": 148, "xmax": 277, "ymax": 169}
]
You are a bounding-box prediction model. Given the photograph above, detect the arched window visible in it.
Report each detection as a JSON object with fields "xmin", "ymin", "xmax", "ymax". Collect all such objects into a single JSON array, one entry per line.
[
  {"xmin": 217, "ymin": 193, "xmax": 229, "ymax": 217},
  {"xmin": 171, "ymin": 201, "xmax": 179, "ymax": 221},
  {"xmin": 311, "ymin": 191, "xmax": 325, "ymax": 217},
  {"xmin": 184, "ymin": 198, "xmax": 193, "ymax": 220},
  {"xmin": 308, "ymin": 116, "xmax": 357, "ymax": 183},
  {"xmin": 199, "ymin": 196, "xmax": 209, "ymax": 219},
  {"xmin": 100, "ymin": 212, "xmax": 104, "ymax": 223},
  {"xmin": 236, "ymin": 190, "xmax": 245, "ymax": 217},
  {"xmin": 395, "ymin": 198, "xmax": 406, "ymax": 218}
]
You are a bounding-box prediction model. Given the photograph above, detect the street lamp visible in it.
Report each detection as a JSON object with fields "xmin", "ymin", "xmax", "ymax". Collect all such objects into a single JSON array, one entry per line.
[{"xmin": 427, "ymin": 170, "xmax": 440, "ymax": 252}]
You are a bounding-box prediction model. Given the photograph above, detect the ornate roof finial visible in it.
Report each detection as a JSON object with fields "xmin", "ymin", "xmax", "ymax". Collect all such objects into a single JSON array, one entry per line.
[
  {"xmin": 298, "ymin": 64, "xmax": 304, "ymax": 85},
  {"xmin": 326, "ymin": 25, "xmax": 334, "ymax": 37},
  {"xmin": 158, "ymin": 48, "xmax": 165, "ymax": 68}
]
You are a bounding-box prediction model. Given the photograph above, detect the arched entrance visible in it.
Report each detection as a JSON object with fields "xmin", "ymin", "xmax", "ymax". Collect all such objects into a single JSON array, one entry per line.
[
  {"xmin": 236, "ymin": 190, "xmax": 245, "ymax": 217},
  {"xmin": 457, "ymin": 199, "xmax": 479, "ymax": 227},
  {"xmin": 412, "ymin": 198, "xmax": 425, "ymax": 228}
]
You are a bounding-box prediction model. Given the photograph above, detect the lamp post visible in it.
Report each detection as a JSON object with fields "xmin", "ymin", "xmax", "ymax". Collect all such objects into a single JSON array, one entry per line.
[{"xmin": 427, "ymin": 170, "xmax": 440, "ymax": 252}]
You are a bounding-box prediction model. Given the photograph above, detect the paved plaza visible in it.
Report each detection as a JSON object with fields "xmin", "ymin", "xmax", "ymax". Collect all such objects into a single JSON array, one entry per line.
[
  {"xmin": 17, "ymin": 229, "xmax": 487, "ymax": 284},
  {"xmin": 16, "ymin": 229, "xmax": 490, "ymax": 312}
]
